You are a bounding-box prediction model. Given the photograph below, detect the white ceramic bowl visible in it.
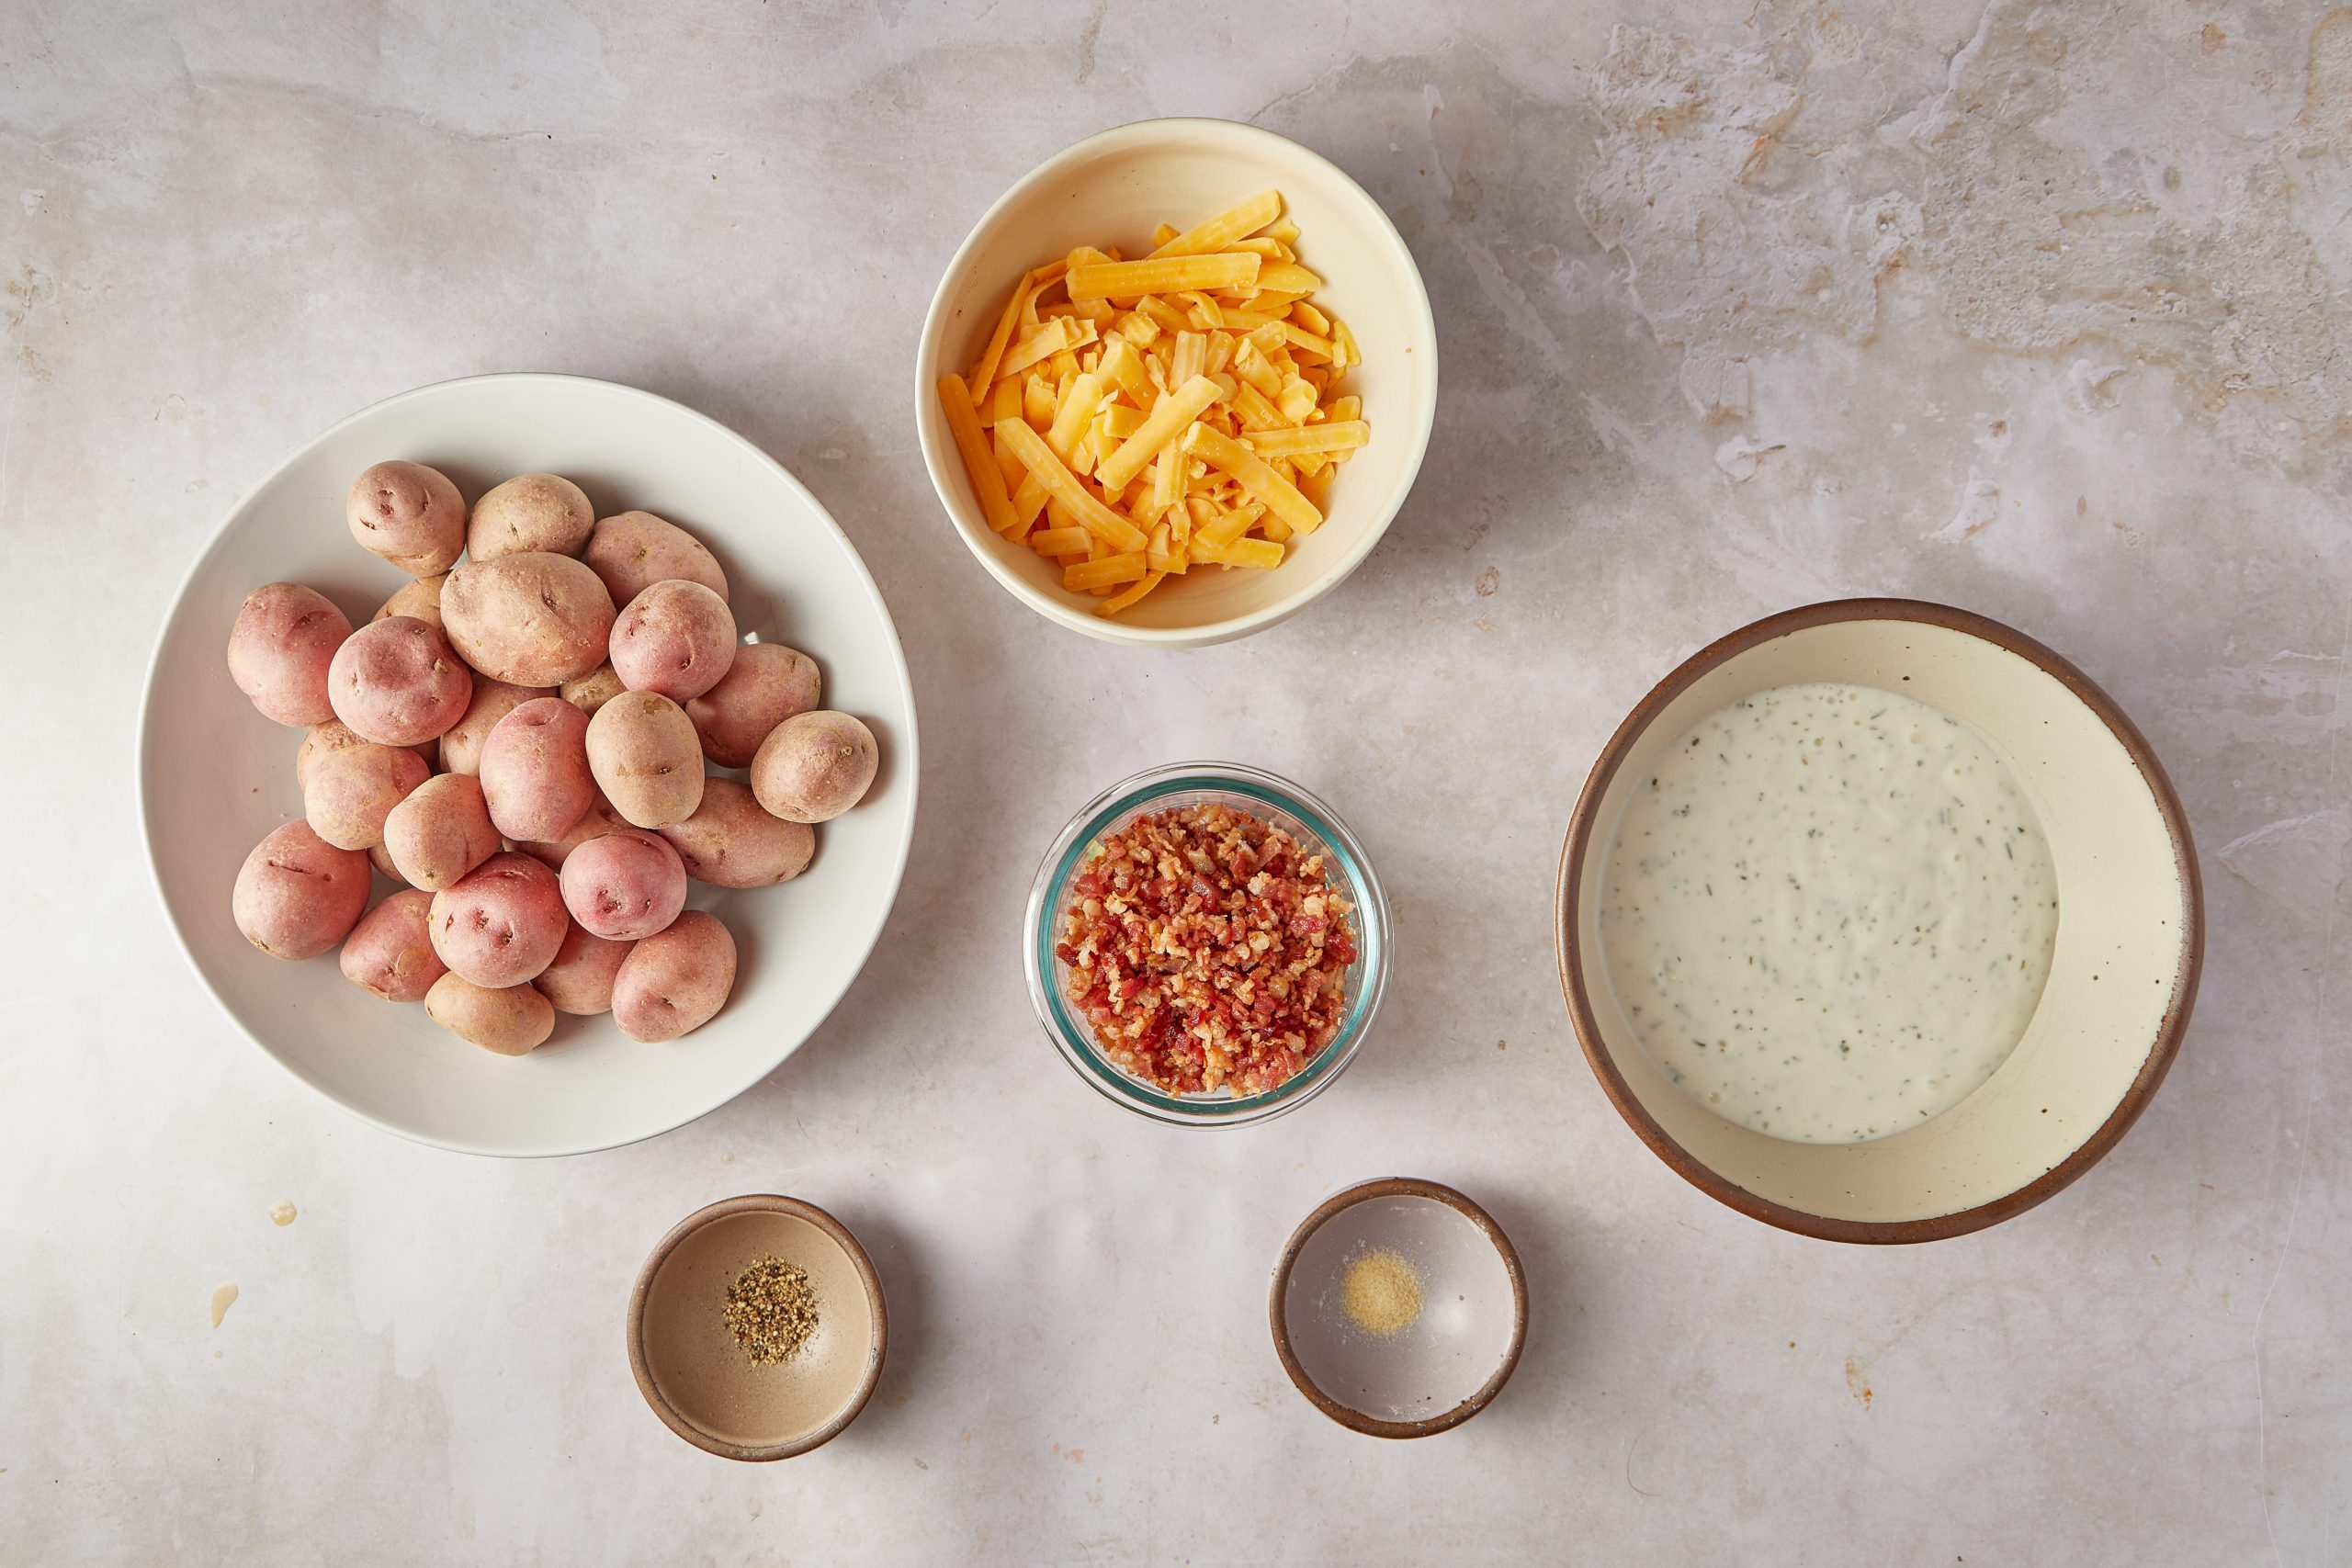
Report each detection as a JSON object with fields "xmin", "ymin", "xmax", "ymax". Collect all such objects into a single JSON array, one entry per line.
[
  {"xmin": 139, "ymin": 374, "xmax": 918, "ymax": 1156},
  {"xmin": 915, "ymin": 118, "xmax": 1438, "ymax": 649},
  {"xmin": 1556, "ymin": 600, "xmax": 2202, "ymax": 1242}
]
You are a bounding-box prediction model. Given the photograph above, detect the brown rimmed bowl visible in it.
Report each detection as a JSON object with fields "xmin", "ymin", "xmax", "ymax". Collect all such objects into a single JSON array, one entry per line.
[
  {"xmin": 1556, "ymin": 599, "xmax": 2203, "ymax": 1245},
  {"xmin": 1270, "ymin": 1178, "xmax": 1528, "ymax": 1438},
  {"xmin": 627, "ymin": 1195, "xmax": 888, "ymax": 1461}
]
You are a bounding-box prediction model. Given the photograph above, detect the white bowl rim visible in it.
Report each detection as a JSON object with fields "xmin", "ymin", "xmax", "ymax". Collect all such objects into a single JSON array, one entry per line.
[
  {"xmin": 913, "ymin": 116, "xmax": 1439, "ymax": 649},
  {"xmin": 134, "ymin": 371, "xmax": 921, "ymax": 1157}
]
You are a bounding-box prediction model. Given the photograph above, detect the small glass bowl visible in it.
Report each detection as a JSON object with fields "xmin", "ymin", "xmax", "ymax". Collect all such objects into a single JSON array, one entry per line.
[{"xmin": 1023, "ymin": 761, "xmax": 1392, "ymax": 1127}]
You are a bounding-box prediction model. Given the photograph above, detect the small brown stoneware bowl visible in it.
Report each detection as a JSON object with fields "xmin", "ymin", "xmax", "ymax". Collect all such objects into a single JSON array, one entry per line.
[
  {"xmin": 1270, "ymin": 1178, "xmax": 1528, "ymax": 1438},
  {"xmin": 628, "ymin": 1195, "xmax": 888, "ymax": 1461},
  {"xmin": 1556, "ymin": 599, "xmax": 2203, "ymax": 1244}
]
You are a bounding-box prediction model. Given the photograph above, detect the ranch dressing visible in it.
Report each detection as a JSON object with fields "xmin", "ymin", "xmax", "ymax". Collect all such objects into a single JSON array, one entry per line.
[{"xmin": 1600, "ymin": 682, "xmax": 2059, "ymax": 1144}]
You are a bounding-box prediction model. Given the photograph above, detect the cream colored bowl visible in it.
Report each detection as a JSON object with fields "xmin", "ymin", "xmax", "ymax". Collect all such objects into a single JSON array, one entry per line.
[
  {"xmin": 1555, "ymin": 600, "xmax": 2202, "ymax": 1243},
  {"xmin": 915, "ymin": 118, "xmax": 1438, "ymax": 648}
]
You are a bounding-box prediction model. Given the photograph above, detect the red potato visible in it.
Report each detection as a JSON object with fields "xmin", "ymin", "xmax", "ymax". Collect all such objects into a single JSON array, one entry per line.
[
  {"xmin": 372, "ymin": 573, "xmax": 447, "ymax": 632},
  {"xmin": 227, "ymin": 582, "xmax": 352, "ymax": 728},
  {"xmin": 585, "ymin": 691, "xmax": 705, "ymax": 829},
  {"xmin": 479, "ymin": 697, "xmax": 594, "ymax": 843},
  {"xmin": 750, "ymin": 710, "xmax": 877, "ymax": 824},
  {"xmin": 346, "ymin": 460, "xmax": 465, "ymax": 577},
  {"xmin": 438, "ymin": 679, "xmax": 549, "ymax": 775},
  {"xmin": 609, "ymin": 580, "xmax": 737, "ymax": 702},
  {"xmin": 339, "ymin": 889, "xmax": 447, "ymax": 1002},
  {"xmin": 613, "ymin": 911, "xmax": 737, "ymax": 1043},
  {"xmin": 511, "ymin": 790, "xmax": 631, "ymax": 871},
  {"xmin": 468, "ymin": 472, "xmax": 594, "ymax": 560},
  {"xmin": 560, "ymin": 829, "xmax": 687, "ymax": 941},
  {"xmin": 297, "ymin": 719, "xmax": 432, "ymax": 792},
  {"xmin": 382, "ymin": 772, "xmax": 500, "ymax": 891},
  {"xmin": 368, "ymin": 840, "xmax": 407, "ymax": 884},
  {"xmin": 560, "ymin": 662, "xmax": 627, "ymax": 717},
  {"xmin": 582, "ymin": 511, "xmax": 729, "ymax": 606},
  {"xmin": 535, "ymin": 922, "xmax": 632, "ymax": 1015},
  {"xmin": 441, "ymin": 552, "xmax": 616, "ymax": 687},
  {"xmin": 328, "ymin": 615, "xmax": 472, "ymax": 747},
  {"xmin": 232, "ymin": 820, "xmax": 370, "ymax": 960},
  {"xmin": 427, "ymin": 852, "xmax": 568, "ymax": 987},
  {"xmin": 659, "ymin": 778, "xmax": 815, "ymax": 888},
  {"xmin": 304, "ymin": 738, "xmax": 430, "ymax": 852},
  {"xmin": 424, "ymin": 973, "xmax": 554, "ymax": 1055},
  {"xmin": 685, "ymin": 643, "xmax": 820, "ymax": 769}
]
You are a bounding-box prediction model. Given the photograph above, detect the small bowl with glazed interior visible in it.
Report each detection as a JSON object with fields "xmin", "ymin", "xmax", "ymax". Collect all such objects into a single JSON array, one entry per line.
[
  {"xmin": 1023, "ymin": 761, "xmax": 1390, "ymax": 1127},
  {"xmin": 915, "ymin": 118, "xmax": 1438, "ymax": 649},
  {"xmin": 628, "ymin": 1195, "xmax": 887, "ymax": 1461},
  {"xmin": 1270, "ymin": 1179, "xmax": 1527, "ymax": 1438},
  {"xmin": 1556, "ymin": 599, "xmax": 2202, "ymax": 1244}
]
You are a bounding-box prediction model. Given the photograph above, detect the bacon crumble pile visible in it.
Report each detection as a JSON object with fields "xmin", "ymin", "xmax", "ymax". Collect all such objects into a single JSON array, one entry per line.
[{"xmin": 1056, "ymin": 802, "xmax": 1358, "ymax": 1097}]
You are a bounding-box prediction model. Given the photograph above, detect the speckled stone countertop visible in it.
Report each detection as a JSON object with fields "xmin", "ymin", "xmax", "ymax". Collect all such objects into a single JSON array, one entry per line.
[{"xmin": 3, "ymin": 2, "xmax": 2346, "ymax": 1562}]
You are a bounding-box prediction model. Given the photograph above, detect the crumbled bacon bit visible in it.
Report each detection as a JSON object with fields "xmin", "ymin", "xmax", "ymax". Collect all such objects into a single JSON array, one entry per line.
[{"xmin": 1057, "ymin": 802, "xmax": 1357, "ymax": 1097}]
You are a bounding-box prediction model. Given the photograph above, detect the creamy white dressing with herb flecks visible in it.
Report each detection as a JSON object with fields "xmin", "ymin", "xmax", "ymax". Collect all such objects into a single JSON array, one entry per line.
[{"xmin": 1599, "ymin": 682, "xmax": 2059, "ymax": 1144}]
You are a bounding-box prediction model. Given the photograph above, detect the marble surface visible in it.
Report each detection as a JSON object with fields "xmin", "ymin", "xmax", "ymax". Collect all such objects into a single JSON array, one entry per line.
[{"xmin": 3, "ymin": 1, "xmax": 2346, "ymax": 1562}]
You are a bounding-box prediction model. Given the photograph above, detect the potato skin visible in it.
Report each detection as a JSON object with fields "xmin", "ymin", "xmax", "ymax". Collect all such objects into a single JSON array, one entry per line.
[
  {"xmin": 560, "ymin": 829, "xmax": 688, "ymax": 941},
  {"xmin": 511, "ymin": 789, "xmax": 630, "ymax": 871},
  {"xmin": 297, "ymin": 719, "xmax": 431, "ymax": 792},
  {"xmin": 438, "ymin": 679, "xmax": 548, "ymax": 775},
  {"xmin": 468, "ymin": 472, "xmax": 594, "ymax": 561},
  {"xmin": 535, "ymin": 921, "xmax": 632, "ymax": 1015},
  {"xmin": 368, "ymin": 840, "xmax": 408, "ymax": 884},
  {"xmin": 228, "ymin": 582, "xmax": 352, "ymax": 728},
  {"xmin": 328, "ymin": 615, "xmax": 472, "ymax": 747},
  {"xmin": 233, "ymin": 820, "xmax": 370, "ymax": 960},
  {"xmin": 585, "ymin": 691, "xmax": 705, "ymax": 829},
  {"xmin": 685, "ymin": 643, "xmax": 820, "ymax": 769},
  {"xmin": 479, "ymin": 697, "xmax": 594, "ymax": 843},
  {"xmin": 372, "ymin": 573, "xmax": 447, "ymax": 632},
  {"xmin": 427, "ymin": 851, "xmax": 569, "ymax": 987},
  {"xmin": 659, "ymin": 778, "xmax": 815, "ymax": 887},
  {"xmin": 347, "ymin": 461, "xmax": 466, "ymax": 576},
  {"xmin": 560, "ymin": 661, "xmax": 628, "ymax": 717},
  {"xmin": 382, "ymin": 772, "xmax": 500, "ymax": 892},
  {"xmin": 750, "ymin": 710, "xmax": 877, "ymax": 824},
  {"xmin": 305, "ymin": 737, "xmax": 430, "ymax": 852},
  {"xmin": 339, "ymin": 889, "xmax": 447, "ymax": 1002},
  {"xmin": 613, "ymin": 911, "xmax": 737, "ymax": 1042},
  {"xmin": 424, "ymin": 973, "xmax": 554, "ymax": 1055},
  {"xmin": 609, "ymin": 580, "xmax": 738, "ymax": 702},
  {"xmin": 582, "ymin": 511, "xmax": 729, "ymax": 606},
  {"xmin": 441, "ymin": 552, "xmax": 616, "ymax": 687}
]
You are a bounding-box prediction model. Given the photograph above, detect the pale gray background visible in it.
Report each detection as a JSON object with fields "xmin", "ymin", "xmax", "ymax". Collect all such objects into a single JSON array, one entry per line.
[{"xmin": 3, "ymin": 1, "xmax": 2346, "ymax": 1562}]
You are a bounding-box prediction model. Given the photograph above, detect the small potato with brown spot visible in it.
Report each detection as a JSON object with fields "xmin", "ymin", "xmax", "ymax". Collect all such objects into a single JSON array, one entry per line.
[
  {"xmin": 659, "ymin": 778, "xmax": 815, "ymax": 887},
  {"xmin": 560, "ymin": 829, "xmax": 687, "ymax": 941},
  {"xmin": 328, "ymin": 615, "xmax": 472, "ymax": 747},
  {"xmin": 382, "ymin": 772, "xmax": 500, "ymax": 891},
  {"xmin": 613, "ymin": 910, "xmax": 737, "ymax": 1042},
  {"xmin": 511, "ymin": 790, "xmax": 630, "ymax": 871},
  {"xmin": 228, "ymin": 582, "xmax": 352, "ymax": 728},
  {"xmin": 438, "ymin": 679, "xmax": 548, "ymax": 775},
  {"xmin": 535, "ymin": 921, "xmax": 632, "ymax": 1015},
  {"xmin": 232, "ymin": 820, "xmax": 370, "ymax": 959},
  {"xmin": 468, "ymin": 472, "xmax": 594, "ymax": 561},
  {"xmin": 441, "ymin": 552, "xmax": 616, "ymax": 687},
  {"xmin": 750, "ymin": 710, "xmax": 877, "ymax": 824},
  {"xmin": 586, "ymin": 691, "xmax": 705, "ymax": 829},
  {"xmin": 560, "ymin": 661, "xmax": 627, "ymax": 717},
  {"xmin": 305, "ymin": 738, "xmax": 430, "ymax": 851},
  {"xmin": 339, "ymin": 889, "xmax": 447, "ymax": 1002},
  {"xmin": 685, "ymin": 643, "xmax": 820, "ymax": 769},
  {"xmin": 479, "ymin": 697, "xmax": 594, "ymax": 842},
  {"xmin": 298, "ymin": 719, "xmax": 430, "ymax": 791},
  {"xmin": 609, "ymin": 580, "xmax": 737, "ymax": 702},
  {"xmin": 425, "ymin": 973, "xmax": 554, "ymax": 1055},
  {"xmin": 347, "ymin": 460, "xmax": 466, "ymax": 576},
  {"xmin": 582, "ymin": 511, "xmax": 729, "ymax": 606},
  {"xmin": 372, "ymin": 573, "xmax": 447, "ymax": 632},
  {"xmin": 428, "ymin": 852, "xmax": 568, "ymax": 987}
]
